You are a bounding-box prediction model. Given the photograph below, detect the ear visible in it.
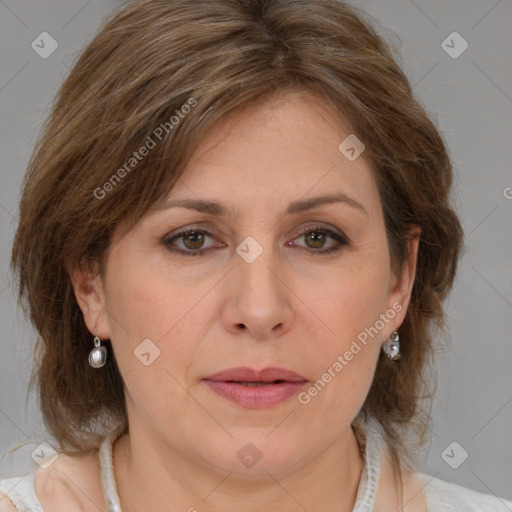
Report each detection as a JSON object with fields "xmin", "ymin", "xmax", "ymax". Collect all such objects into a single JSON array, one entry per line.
[
  {"xmin": 383, "ymin": 224, "xmax": 421, "ymax": 338},
  {"xmin": 69, "ymin": 257, "xmax": 111, "ymax": 340}
]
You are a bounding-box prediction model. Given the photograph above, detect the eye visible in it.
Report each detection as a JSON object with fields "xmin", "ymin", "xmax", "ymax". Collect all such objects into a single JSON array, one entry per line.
[
  {"xmin": 162, "ymin": 229, "xmax": 221, "ymax": 256},
  {"xmin": 290, "ymin": 225, "xmax": 348, "ymax": 256},
  {"xmin": 161, "ymin": 224, "xmax": 348, "ymax": 257}
]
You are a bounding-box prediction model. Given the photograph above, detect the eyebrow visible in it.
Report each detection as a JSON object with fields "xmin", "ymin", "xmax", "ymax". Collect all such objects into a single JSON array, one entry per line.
[{"xmin": 153, "ymin": 192, "xmax": 367, "ymax": 217}]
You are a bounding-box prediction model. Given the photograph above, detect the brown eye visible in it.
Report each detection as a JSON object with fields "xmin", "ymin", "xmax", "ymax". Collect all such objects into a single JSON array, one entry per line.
[
  {"xmin": 181, "ymin": 231, "xmax": 206, "ymax": 250},
  {"xmin": 162, "ymin": 225, "xmax": 348, "ymax": 257},
  {"xmin": 292, "ymin": 226, "xmax": 348, "ymax": 256},
  {"xmin": 162, "ymin": 229, "xmax": 218, "ymax": 256},
  {"xmin": 304, "ymin": 230, "xmax": 327, "ymax": 249}
]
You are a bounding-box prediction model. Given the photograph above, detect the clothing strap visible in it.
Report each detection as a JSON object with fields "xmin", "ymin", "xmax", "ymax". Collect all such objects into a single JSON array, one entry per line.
[
  {"xmin": 0, "ymin": 475, "xmax": 44, "ymax": 512},
  {"xmin": 99, "ymin": 428, "xmax": 124, "ymax": 512},
  {"xmin": 352, "ymin": 420, "xmax": 382, "ymax": 511}
]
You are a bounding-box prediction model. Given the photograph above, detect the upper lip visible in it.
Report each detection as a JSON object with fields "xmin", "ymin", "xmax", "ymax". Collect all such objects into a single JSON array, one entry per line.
[{"xmin": 204, "ymin": 367, "xmax": 307, "ymax": 382}]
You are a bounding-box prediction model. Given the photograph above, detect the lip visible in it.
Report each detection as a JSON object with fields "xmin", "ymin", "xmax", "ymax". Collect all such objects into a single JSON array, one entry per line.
[
  {"xmin": 204, "ymin": 366, "xmax": 307, "ymax": 383},
  {"xmin": 203, "ymin": 367, "xmax": 308, "ymax": 408}
]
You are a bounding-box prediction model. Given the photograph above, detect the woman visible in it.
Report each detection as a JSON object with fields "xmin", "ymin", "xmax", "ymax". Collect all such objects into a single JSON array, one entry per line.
[{"xmin": 1, "ymin": 0, "xmax": 510, "ymax": 511}]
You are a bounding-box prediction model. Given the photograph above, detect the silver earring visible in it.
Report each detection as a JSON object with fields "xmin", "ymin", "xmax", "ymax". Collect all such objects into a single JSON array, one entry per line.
[
  {"xmin": 382, "ymin": 330, "xmax": 401, "ymax": 360},
  {"xmin": 88, "ymin": 335, "xmax": 107, "ymax": 368}
]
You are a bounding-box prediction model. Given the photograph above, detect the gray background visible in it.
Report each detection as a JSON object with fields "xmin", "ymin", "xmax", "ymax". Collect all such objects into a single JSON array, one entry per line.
[{"xmin": 1, "ymin": 0, "xmax": 511, "ymax": 502}]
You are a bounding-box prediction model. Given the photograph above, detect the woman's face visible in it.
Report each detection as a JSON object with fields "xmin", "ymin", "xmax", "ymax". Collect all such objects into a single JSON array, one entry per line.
[{"xmin": 75, "ymin": 90, "xmax": 418, "ymax": 478}]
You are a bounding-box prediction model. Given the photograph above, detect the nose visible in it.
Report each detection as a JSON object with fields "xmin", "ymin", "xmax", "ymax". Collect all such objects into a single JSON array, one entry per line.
[{"xmin": 222, "ymin": 243, "xmax": 293, "ymax": 341}]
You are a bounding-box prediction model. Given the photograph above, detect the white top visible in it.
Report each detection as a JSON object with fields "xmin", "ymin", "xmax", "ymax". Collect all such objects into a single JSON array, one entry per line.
[{"xmin": 1, "ymin": 421, "xmax": 511, "ymax": 511}]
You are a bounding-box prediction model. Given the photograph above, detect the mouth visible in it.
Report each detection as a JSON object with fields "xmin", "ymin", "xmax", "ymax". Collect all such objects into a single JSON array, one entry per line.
[
  {"xmin": 203, "ymin": 366, "xmax": 307, "ymax": 383},
  {"xmin": 202, "ymin": 367, "xmax": 308, "ymax": 408},
  {"xmin": 228, "ymin": 380, "xmax": 290, "ymax": 387}
]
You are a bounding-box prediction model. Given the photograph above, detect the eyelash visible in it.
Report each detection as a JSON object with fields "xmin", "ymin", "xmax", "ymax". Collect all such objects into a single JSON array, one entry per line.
[{"xmin": 161, "ymin": 224, "xmax": 348, "ymax": 257}]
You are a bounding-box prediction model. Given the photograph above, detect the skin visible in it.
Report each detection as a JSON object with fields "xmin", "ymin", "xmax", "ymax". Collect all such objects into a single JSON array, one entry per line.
[{"xmin": 59, "ymin": 90, "xmax": 425, "ymax": 512}]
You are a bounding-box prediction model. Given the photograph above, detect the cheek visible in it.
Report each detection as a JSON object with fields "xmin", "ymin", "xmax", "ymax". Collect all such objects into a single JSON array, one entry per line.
[
  {"xmin": 301, "ymin": 245, "xmax": 391, "ymax": 351},
  {"xmin": 293, "ymin": 246, "xmax": 390, "ymax": 417},
  {"xmin": 102, "ymin": 248, "xmax": 206, "ymax": 377},
  {"xmin": 105, "ymin": 238, "xmax": 202, "ymax": 328},
  {"xmin": 295, "ymin": 284, "xmax": 385, "ymax": 434},
  {"xmin": 103, "ymin": 259, "xmax": 203, "ymax": 423},
  {"xmin": 296, "ymin": 350, "xmax": 376, "ymax": 441}
]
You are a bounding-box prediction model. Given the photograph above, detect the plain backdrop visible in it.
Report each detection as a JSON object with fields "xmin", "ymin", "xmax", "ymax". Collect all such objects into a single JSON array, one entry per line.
[{"xmin": 1, "ymin": 0, "xmax": 511, "ymax": 502}]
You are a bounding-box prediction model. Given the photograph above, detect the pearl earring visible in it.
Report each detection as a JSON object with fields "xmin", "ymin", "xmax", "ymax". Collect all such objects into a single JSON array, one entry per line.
[
  {"xmin": 88, "ymin": 335, "xmax": 107, "ymax": 368},
  {"xmin": 382, "ymin": 330, "xmax": 401, "ymax": 360}
]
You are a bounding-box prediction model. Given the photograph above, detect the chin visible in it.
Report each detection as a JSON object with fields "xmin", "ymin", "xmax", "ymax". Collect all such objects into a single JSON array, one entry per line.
[{"xmin": 198, "ymin": 433, "xmax": 310, "ymax": 479}]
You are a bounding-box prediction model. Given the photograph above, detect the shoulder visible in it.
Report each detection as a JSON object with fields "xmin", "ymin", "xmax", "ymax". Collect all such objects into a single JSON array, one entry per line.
[
  {"xmin": 0, "ymin": 490, "xmax": 17, "ymax": 512},
  {"xmin": 0, "ymin": 474, "xmax": 40, "ymax": 512},
  {"xmin": 417, "ymin": 472, "xmax": 512, "ymax": 512},
  {"xmin": 35, "ymin": 446, "xmax": 105, "ymax": 511},
  {"xmin": 0, "ymin": 446, "xmax": 104, "ymax": 512}
]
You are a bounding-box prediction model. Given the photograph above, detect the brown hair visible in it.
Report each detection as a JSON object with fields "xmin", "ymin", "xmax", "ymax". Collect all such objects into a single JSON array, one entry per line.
[{"xmin": 10, "ymin": 0, "xmax": 463, "ymax": 496}]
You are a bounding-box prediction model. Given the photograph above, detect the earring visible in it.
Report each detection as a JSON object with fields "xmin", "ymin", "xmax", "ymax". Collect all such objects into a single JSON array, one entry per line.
[
  {"xmin": 382, "ymin": 330, "xmax": 401, "ymax": 360},
  {"xmin": 88, "ymin": 335, "xmax": 107, "ymax": 368}
]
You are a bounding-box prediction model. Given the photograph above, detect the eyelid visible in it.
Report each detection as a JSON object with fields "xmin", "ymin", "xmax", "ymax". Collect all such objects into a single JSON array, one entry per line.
[
  {"xmin": 162, "ymin": 223, "xmax": 224, "ymax": 243},
  {"xmin": 293, "ymin": 223, "xmax": 350, "ymax": 244},
  {"xmin": 161, "ymin": 226, "xmax": 222, "ymax": 252},
  {"xmin": 163, "ymin": 221, "xmax": 347, "ymax": 242}
]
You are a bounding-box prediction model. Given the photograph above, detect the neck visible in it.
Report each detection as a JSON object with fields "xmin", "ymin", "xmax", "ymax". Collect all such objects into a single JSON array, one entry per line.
[{"xmin": 112, "ymin": 425, "xmax": 365, "ymax": 512}]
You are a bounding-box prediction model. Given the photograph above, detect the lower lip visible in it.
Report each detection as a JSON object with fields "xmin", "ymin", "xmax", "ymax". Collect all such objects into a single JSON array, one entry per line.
[{"xmin": 203, "ymin": 380, "xmax": 308, "ymax": 408}]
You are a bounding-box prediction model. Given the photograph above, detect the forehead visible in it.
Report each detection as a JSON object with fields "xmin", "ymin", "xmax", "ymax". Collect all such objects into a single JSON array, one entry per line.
[{"xmin": 153, "ymin": 90, "xmax": 381, "ymax": 221}]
